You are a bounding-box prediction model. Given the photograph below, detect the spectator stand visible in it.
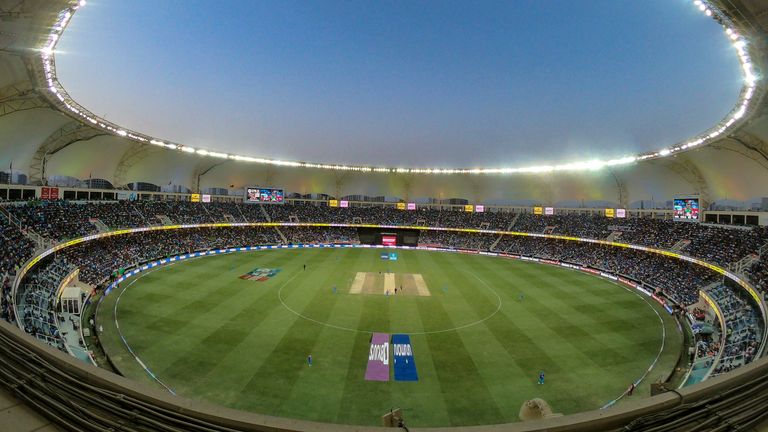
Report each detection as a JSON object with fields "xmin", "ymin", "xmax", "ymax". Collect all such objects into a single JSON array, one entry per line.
[
  {"xmin": 2, "ymin": 200, "xmax": 767, "ymax": 384},
  {"xmin": 682, "ymin": 285, "xmax": 727, "ymax": 386}
]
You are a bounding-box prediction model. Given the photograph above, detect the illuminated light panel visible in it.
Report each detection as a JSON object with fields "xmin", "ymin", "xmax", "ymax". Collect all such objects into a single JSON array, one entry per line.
[{"xmin": 36, "ymin": 0, "xmax": 762, "ymax": 175}]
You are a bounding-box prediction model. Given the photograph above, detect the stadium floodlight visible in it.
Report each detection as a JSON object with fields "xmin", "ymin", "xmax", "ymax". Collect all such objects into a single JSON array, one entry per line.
[{"xmin": 33, "ymin": 0, "xmax": 764, "ymax": 176}]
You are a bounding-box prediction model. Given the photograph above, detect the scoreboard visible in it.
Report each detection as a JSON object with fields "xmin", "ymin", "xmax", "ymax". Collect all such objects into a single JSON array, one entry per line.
[
  {"xmin": 673, "ymin": 198, "xmax": 700, "ymax": 221},
  {"xmin": 244, "ymin": 187, "xmax": 284, "ymax": 204}
]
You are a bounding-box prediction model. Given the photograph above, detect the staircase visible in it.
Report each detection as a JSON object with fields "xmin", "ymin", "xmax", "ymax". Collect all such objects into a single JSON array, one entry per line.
[
  {"xmin": 258, "ymin": 204, "xmax": 272, "ymax": 222},
  {"xmin": 235, "ymin": 205, "xmax": 249, "ymax": 222},
  {"xmin": 0, "ymin": 205, "xmax": 50, "ymax": 251},
  {"xmin": 605, "ymin": 231, "xmax": 622, "ymax": 242},
  {"xmin": 509, "ymin": 212, "xmax": 521, "ymax": 230},
  {"xmin": 490, "ymin": 216, "xmax": 518, "ymax": 252},
  {"xmin": 88, "ymin": 218, "xmax": 111, "ymax": 233},
  {"xmin": 200, "ymin": 203, "xmax": 215, "ymax": 222},
  {"xmin": 670, "ymin": 239, "xmax": 691, "ymax": 253},
  {"xmin": 728, "ymin": 253, "xmax": 760, "ymax": 276},
  {"xmin": 273, "ymin": 227, "xmax": 288, "ymax": 244},
  {"xmin": 155, "ymin": 215, "xmax": 173, "ymax": 225},
  {"xmin": 129, "ymin": 202, "xmax": 149, "ymax": 226},
  {"xmin": 258, "ymin": 204, "xmax": 288, "ymax": 243}
]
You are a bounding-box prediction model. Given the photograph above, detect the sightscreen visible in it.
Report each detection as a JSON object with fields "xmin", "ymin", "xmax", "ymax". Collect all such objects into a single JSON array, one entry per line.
[
  {"xmin": 673, "ymin": 198, "xmax": 700, "ymax": 221},
  {"xmin": 245, "ymin": 187, "xmax": 284, "ymax": 204},
  {"xmin": 382, "ymin": 235, "xmax": 397, "ymax": 246}
]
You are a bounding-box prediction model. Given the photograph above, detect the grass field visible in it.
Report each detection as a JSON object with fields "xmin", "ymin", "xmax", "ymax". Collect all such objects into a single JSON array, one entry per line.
[{"xmin": 97, "ymin": 247, "xmax": 682, "ymax": 427}]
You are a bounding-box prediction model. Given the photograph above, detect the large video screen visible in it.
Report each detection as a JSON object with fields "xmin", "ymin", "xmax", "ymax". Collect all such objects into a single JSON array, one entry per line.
[
  {"xmin": 381, "ymin": 235, "xmax": 397, "ymax": 247},
  {"xmin": 673, "ymin": 198, "xmax": 700, "ymax": 221},
  {"xmin": 245, "ymin": 187, "xmax": 284, "ymax": 204}
]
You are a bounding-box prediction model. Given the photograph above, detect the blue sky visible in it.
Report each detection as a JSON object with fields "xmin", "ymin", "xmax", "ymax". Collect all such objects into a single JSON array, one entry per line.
[{"xmin": 56, "ymin": 0, "xmax": 743, "ymax": 168}]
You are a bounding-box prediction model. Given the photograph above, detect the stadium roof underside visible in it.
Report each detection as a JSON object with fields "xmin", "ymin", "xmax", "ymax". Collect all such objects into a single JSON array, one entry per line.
[{"xmin": 1, "ymin": 0, "xmax": 768, "ymax": 207}]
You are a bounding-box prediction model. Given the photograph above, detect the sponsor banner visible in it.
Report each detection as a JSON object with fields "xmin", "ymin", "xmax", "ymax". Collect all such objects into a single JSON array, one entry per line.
[
  {"xmin": 365, "ymin": 333, "xmax": 390, "ymax": 381},
  {"xmin": 605, "ymin": 208, "xmax": 615, "ymax": 218},
  {"xmin": 534, "ymin": 206, "xmax": 543, "ymax": 215},
  {"xmin": 392, "ymin": 334, "xmax": 418, "ymax": 381},
  {"xmin": 475, "ymin": 205, "xmax": 484, "ymax": 213},
  {"xmin": 340, "ymin": 200, "xmax": 349, "ymax": 208},
  {"xmin": 389, "ymin": 252, "xmax": 398, "ymax": 261},
  {"xmin": 464, "ymin": 204, "xmax": 474, "ymax": 212},
  {"xmin": 202, "ymin": 194, "xmax": 211, "ymax": 203},
  {"xmin": 396, "ymin": 202, "xmax": 406, "ymax": 210},
  {"xmin": 41, "ymin": 186, "xmax": 52, "ymax": 200},
  {"xmin": 407, "ymin": 202, "xmax": 416, "ymax": 210},
  {"xmin": 544, "ymin": 207, "xmax": 554, "ymax": 215},
  {"xmin": 636, "ymin": 285, "xmax": 653, "ymax": 297},
  {"xmin": 239, "ymin": 267, "xmax": 281, "ymax": 281},
  {"xmin": 190, "ymin": 194, "xmax": 201, "ymax": 202},
  {"xmin": 329, "ymin": 199, "xmax": 339, "ymax": 207}
]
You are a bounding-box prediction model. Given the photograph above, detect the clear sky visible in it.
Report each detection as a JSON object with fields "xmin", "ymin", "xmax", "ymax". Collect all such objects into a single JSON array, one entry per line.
[{"xmin": 55, "ymin": 0, "xmax": 743, "ymax": 168}]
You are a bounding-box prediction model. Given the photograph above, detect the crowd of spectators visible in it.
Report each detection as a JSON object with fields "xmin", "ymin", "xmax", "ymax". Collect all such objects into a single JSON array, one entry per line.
[
  {"xmin": 62, "ymin": 227, "xmax": 282, "ymax": 286},
  {"xmin": 15, "ymin": 258, "xmax": 74, "ymax": 351},
  {"xmin": 268, "ymin": 204, "xmax": 513, "ymax": 229},
  {"xmin": 491, "ymin": 236, "xmax": 716, "ymax": 306},
  {"xmin": 7, "ymin": 200, "xmax": 767, "ymax": 269},
  {"xmin": 1, "ymin": 276, "xmax": 13, "ymax": 323},
  {"xmin": 746, "ymin": 256, "xmax": 768, "ymax": 297},
  {"xmin": 418, "ymin": 231, "xmax": 498, "ymax": 250},
  {"xmin": 707, "ymin": 284, "xmax": 761, "ymax": 375},
  {"xmin": 2, "ymin": 201, "xmax": 766, "ymax": 301},
  {"xmin": 513, "ymin": 213, "xmax": 768, "ymax": 268},
  {"xmin": 1, "ymin": 216, "xmax": 35, "ymax": 277}
]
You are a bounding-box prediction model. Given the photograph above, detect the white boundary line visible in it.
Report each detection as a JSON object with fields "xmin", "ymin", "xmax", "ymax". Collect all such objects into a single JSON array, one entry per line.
[{"xmin": 600, "ymin": 280, "xmax": 667, "ymax": 409}]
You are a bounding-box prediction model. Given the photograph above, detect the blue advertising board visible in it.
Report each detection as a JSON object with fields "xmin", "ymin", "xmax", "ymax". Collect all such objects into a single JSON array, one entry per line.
[{"xmin": 392, "ymin": 334, "xmax": 418, "ymax": 381}]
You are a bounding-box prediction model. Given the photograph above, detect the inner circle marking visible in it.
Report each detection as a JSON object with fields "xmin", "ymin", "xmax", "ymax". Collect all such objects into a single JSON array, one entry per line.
[{"xmin": 278, "ymin": 265, "xmax": 503, "ymax": 335}]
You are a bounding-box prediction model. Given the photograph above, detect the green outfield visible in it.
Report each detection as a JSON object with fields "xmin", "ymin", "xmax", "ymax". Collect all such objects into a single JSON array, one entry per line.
[{"xmin": 96, "ymin": 248, "xmax": 682, "ymax": 427}]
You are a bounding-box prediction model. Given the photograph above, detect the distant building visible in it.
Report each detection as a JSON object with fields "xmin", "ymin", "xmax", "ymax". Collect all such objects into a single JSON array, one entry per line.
[
  {"xmin": 762, "ymin": 197, "xmax": 768, "ymax": 211},
  {"xmin": 204, "ymin": 187, "xmax": 228, "ymax": 196},
  {"xmin": 129, "ymin": 182, "xmax": 161, "ymax": 192},
  {"xmin": 160, "ymin": 184, "xmax": 190, "ymax": 194},
  {"xmin": 441, "ymin": 198, "xmax": 469, "ymax": 205},
  {"xmin": 84, "ymin": 178, "xmax": 113, "ymax": 189}
]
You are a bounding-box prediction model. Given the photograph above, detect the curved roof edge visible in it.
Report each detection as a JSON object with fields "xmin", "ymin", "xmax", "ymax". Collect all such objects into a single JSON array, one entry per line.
[{"xmin": 27, "ymin": 0, "xmax": 768, "ymax": 175}]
